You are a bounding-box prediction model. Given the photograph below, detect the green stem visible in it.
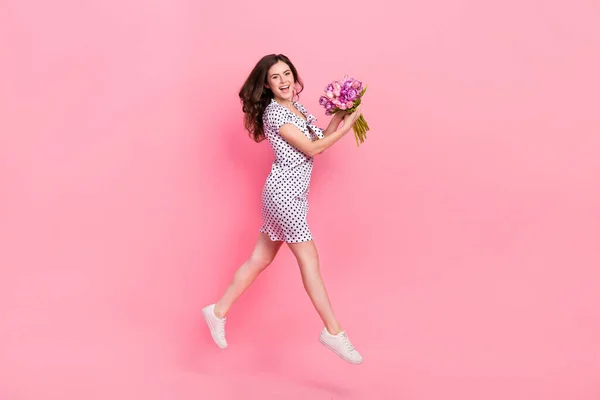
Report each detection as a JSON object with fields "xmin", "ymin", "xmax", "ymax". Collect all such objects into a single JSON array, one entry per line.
[
  {"xmin": 352, "ymin": 114, "xmax": 370, "ymax": 146},
  {"xmin": 354, "ymin": 124, "xmax": 361, "ymax": 146},
  {"xmin": 359, "ymin": 115, "xmax": 369, "ymax": 131},
  {"xmin": 358, "ymin": 121, "xmax": 364, "ymax": 139}
]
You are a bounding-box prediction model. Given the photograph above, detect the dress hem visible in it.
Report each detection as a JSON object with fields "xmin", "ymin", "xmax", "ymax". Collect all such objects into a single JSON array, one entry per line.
[{"xmin": 259, "ymin": 228, "xmax": 313, "ymax": 244}]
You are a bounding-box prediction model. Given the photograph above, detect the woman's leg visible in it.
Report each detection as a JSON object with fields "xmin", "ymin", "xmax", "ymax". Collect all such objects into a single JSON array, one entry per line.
[
  {"xmin": 287, "ymin": 240, "xmax": 342, "ymax": 334},
  {"xmin": 213, "ymin": 232, "xmax": 283, "ymax": 318},
  {"xmin": 287, "ymin": 239, "xmax": 363, "ymax": 364},
  {"xmin": 203, "ymin": 233, "xmax": 282, "ymax": 349}
]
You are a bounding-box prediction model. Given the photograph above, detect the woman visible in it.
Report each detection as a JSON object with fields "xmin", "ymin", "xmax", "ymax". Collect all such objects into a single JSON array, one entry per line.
[{"xmin": 202, "ymin": 54, "xmax": 363, "ymax": 364}]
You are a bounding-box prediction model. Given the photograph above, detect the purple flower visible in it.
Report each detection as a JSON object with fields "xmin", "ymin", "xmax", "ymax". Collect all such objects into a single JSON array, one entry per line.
[
  {"xmin": 326, "ymin": 83, "xmax": 334, "ymax": 92},
  {"xmin": 339, "ymin": 89, "xmax": 348, "ymax": 101},
  {"xmin": 319, "ymin": 96, "xmax": 329, "ymax": 106},
  {"xmin": 342, "ymin": 79, "xmax": 353, "ymax": 90},
  {"xmin": 346, "ymin": 88, "xmax": 358, "ymax": 101}
]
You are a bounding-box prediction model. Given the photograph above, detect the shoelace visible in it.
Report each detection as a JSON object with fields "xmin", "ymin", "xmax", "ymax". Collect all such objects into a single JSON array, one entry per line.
[
  {"xmin": 218, "ymin": 318, "xmax": 226, "ymax": 337},
  {"xmin": 339, "ymin": 332, "xmax": 355, "ymax": 352}
]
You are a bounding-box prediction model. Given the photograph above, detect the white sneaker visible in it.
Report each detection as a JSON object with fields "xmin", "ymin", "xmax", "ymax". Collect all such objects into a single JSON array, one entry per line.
[
  {"xmin": 202, "ymin": 304, "xmax": 227, "ymax": 349},
  {"xmin": 319, "ymin": 328, "xmax": 363, "ymax": 364}
]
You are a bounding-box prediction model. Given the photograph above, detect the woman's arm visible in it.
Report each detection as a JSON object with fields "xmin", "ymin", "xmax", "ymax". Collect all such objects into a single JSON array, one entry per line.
[
  {"xmin": 279, "ymin": 107, "xmax": 361, "ymax": 157},
  {"xmin": 322, "ymin": 112, "xmax": 345, "ymax": 136}
]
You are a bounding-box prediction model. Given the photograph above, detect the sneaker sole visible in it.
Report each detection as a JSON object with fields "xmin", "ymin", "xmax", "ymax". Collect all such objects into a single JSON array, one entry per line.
[
  {"xmin": 202, "ymin": 308, "xmax": 227, "ymax": 349},
  {"xmin": 319, "ymin": 336, "xmax": 363, "ymax": 364}
]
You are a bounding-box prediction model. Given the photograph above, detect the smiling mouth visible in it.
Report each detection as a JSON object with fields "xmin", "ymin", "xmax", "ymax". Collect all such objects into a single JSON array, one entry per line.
[{"xmin": 280, "ymin": 85, "xmax": 290, "ymax": 91}]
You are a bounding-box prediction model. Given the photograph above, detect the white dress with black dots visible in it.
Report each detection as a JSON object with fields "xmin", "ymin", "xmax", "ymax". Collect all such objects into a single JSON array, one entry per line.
[{"xmin": 259, "ymin": 98, "xmax": 324, "ymax": 243}]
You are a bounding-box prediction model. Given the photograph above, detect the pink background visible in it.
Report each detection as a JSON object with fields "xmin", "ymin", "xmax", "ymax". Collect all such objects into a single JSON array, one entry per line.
[{"xmin": 1, "ymin": 0, "xmax": 600, "ymax": 399}]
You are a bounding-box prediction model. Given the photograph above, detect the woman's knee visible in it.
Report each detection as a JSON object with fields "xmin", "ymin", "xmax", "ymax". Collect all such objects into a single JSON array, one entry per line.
[
  {"xmin": 289, "ymin": 242, "xmax": 319, "ymax": 265},
  {"xmin": 249, "ymin": 253, "xmax": 276, "ymax": 270}
]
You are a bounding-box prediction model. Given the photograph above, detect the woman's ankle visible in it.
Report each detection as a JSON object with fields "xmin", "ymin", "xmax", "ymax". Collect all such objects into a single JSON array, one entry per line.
[
  {"xmin": 213, "ymin": 303, "xmax": 226, "ymax": 318},
  {"xmin": 325, "ymin": 324, "xmax": 343, "ymax": 335}
]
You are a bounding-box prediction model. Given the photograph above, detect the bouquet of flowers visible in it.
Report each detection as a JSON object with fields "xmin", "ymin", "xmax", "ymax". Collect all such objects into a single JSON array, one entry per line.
[{"xmin": 319, "ymin": 75, "xmax": 370, "ymax": 146}]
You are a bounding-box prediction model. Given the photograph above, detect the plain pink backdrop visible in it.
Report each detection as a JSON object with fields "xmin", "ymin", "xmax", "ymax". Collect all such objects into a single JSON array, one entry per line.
[{"xmin": 1, "ymin": 0, "xmax": 599, "ymax": 399}]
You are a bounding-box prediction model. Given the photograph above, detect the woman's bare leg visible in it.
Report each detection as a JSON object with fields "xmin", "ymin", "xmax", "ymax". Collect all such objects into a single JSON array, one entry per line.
[
  {"xmin": 213, "ymin": 232, "xmax": 283, "ymax": 318},
  {"xmin": 287, "ymin": 239, "xmax": 363, "ymax": 364},
  {"xmin": 287, "ymin": 240, "xmax": 342, "ymax": 334}
]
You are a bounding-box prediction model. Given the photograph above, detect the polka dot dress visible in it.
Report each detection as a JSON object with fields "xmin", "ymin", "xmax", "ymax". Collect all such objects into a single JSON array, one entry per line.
[{"xmin": 259, "ymin": 98, "xmax": 324, "ymax": 243}]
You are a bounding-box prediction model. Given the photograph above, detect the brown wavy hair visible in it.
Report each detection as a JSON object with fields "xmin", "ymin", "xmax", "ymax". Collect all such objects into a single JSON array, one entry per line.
[{"xmin": 238, "ymin": 54, "xmax": 304, "ymax": 142}]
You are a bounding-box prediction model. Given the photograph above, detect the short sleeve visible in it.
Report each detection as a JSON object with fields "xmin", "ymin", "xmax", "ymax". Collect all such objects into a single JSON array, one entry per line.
[
  {"xmin": 309, "ymin": 124, "xmax": 324, "ymax": 140},
  {"xmin": 295, "ymin": 102, "xmax": 324, "ymax": 140},
  {"xmin": 294, "ymin": 102, "xmax": 309, "ymax": 115},
  {"xmin": 264, "ymin": 105, "xmax": 291, "ymax": 133}
]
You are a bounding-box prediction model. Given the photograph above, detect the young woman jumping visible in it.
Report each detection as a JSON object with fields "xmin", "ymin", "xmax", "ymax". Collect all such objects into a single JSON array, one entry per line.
[{"xmin": 202, "ymin": 53, "xmax": 363, "ymax": 364}]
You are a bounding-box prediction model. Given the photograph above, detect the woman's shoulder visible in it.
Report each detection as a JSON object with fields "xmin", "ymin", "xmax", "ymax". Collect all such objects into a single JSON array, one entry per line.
[
  {"xmin": 265, "ymin": 98, "xmax": 283, "ymax": 112},
  {"xmin": 263, "ymin": 99, "xmax": 290, "ymax": 129},
  {"xmin": 264, "ymin": 99, "xmax": 284, "ymax": 118},
  {"xmin": 293, "ymin": 101, "xmax": 308, "ymax": 113}
]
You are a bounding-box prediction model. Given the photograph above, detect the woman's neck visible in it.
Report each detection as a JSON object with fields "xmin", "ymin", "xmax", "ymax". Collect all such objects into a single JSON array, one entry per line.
[{"xmin": 274, "ymin": 98, "xmax": 294, "ymax": 108}]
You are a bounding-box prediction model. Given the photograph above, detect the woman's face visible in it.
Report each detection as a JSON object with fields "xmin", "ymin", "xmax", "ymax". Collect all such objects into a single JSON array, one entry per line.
[{"xmin": 266, "ymin": 60, "xmax": 295, "ymax": 102}]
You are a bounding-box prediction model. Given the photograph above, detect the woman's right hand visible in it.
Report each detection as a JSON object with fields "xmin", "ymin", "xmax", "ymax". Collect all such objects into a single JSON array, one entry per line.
[{"xmin": 342, "ymin": 105, "xmax": 362, "ymax": 132}]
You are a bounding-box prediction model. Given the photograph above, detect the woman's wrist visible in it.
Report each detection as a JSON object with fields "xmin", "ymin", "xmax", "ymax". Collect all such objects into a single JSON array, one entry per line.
[{"xmin": 332, "ymin": 112, "xmax": 345, "ymax": 123}]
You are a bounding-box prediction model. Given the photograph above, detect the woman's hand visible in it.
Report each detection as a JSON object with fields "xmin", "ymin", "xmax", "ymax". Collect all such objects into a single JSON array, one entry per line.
[
  {"xmin": 331, "ymin": 110, "xmax": 345, "ymax": 124},
  {"xmin": 341, "ymin": 106, "xmax": 362, "ymax": 132},
  {"xmin": 323, "ymin": 110, "xmax": 346, "ymax": 136},
  {"xmin": 322, "ymin": 106, "xmax": 361, "ymax": 137}
]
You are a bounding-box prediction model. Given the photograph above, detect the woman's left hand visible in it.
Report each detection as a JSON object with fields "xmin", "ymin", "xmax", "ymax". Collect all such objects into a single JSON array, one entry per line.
[
  {"xmin": 323, "ymin": 110, "xmax": 347, "ymax": 136},
  {"xmin": 331, "ymin": 111, "xmax": 345, "ymax": 127},
  {"xmin": 332, "ymin": 110, "xmax": 345, "ymax": 120}
]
